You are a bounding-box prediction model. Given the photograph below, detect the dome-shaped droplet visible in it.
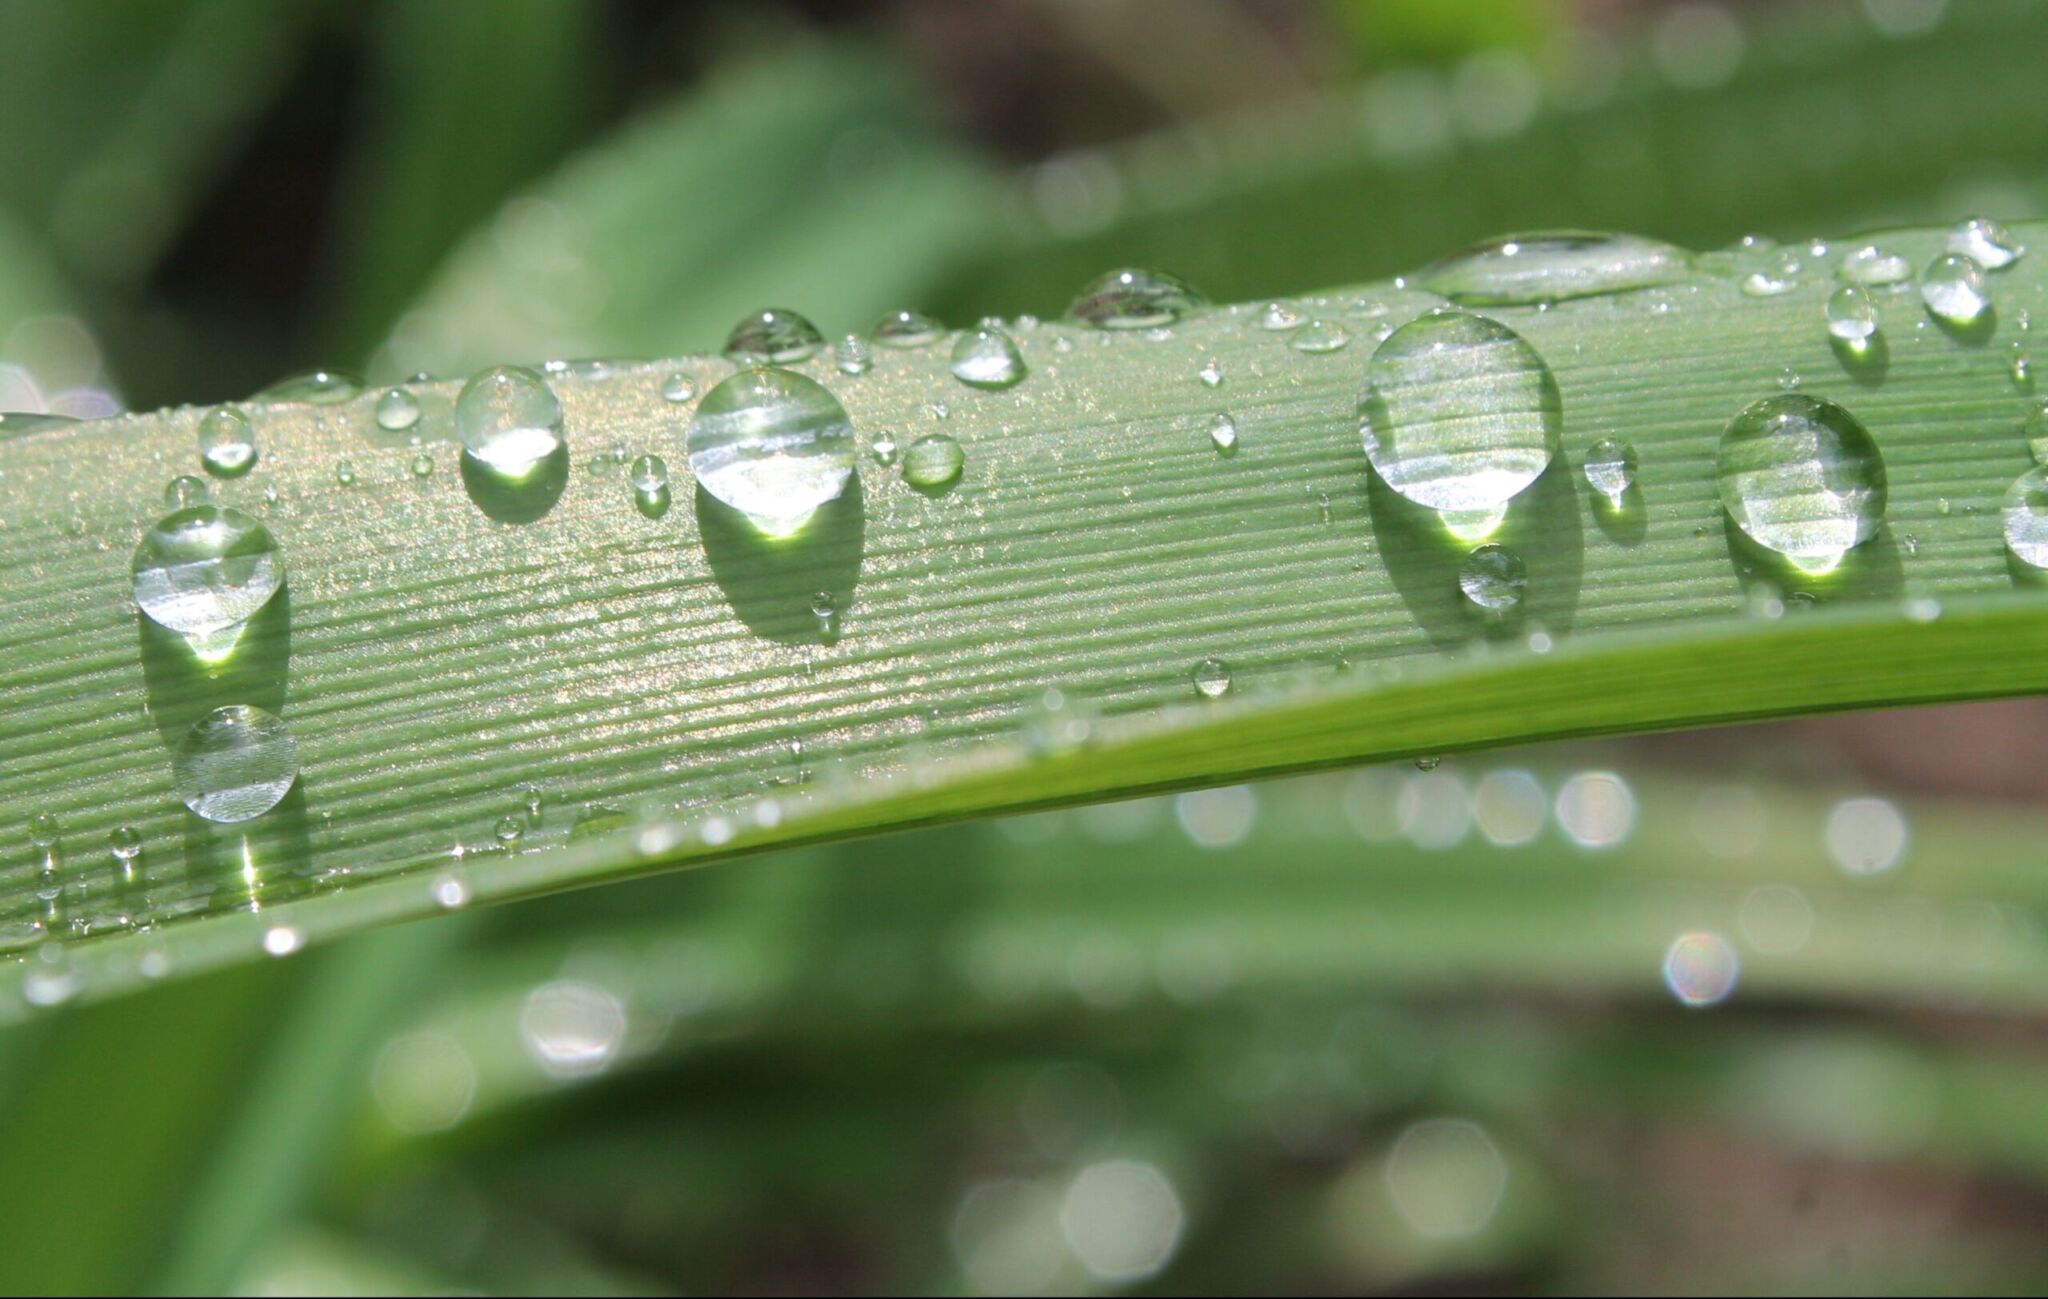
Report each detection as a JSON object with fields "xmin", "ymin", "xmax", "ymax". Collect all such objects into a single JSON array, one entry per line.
[
  {"xmin": 1192, "ymin": 657, "xmax": 1231, "ymax": 699},
  {"xmin": 872, "ymin": 309, "xmax": 944, "ymax": 347},
  {"xmin": 1920, "ymin": 254, "xmax": 1990, "ymax": 324},
  {"xmin": 1257, "ymin": 301, "xmax": 1305, "ymax": 332},
  {"xmin": 1417, "ymin": 231, "xmax": 1692, "ymax": 305},
  {"xmin": 687, "ymin": 367, "xmax": 855, "ymax": 537},
  {"xmin": 903, "ymin": 433, "xmax": 964, "ymax": 493},
  {"xmin": 1947, "ymin": 216, "xmax": 2025, "ymax": 271},
  {"xmin": 1068, "ymin": 268, "xmax": 1204, "ymax": 330},
  {"xmin": 1583, "ymin": 438, "xmax": 1637, "ymax": 503},
  {"xmin": 1357, "ymin": 310, "xmax": 1561, "ymax": 518},
  {"xmin": 198, "ymin": 407, "xmax": 257, "ymax": 477},
  {"xmin": 1717, "ymin": 393, "xmax": 1887, "ymax": 573},
  {"xmin": 2002, "ymin": 467, "xmax": 2048, "ymax": 569},
  {"xmin": 409, "ymin": 451, "xmax": 434, "ymax": 478},
  {"xmin": 1208, "ymin": 412, "xmax": 1238, "ymax": 454},
  {"xmin": 629, "ymin": 452, "xmax": 670, "ymax": 518},
  {"xmin": 2025, "ymin": 406, "xmax": 2048, "ymax": 466},
  {"xmin": 335, "ymin": 459, "xmax": 357, "ymax": 486},
  {"xmin": 1290, "ymin": 320, "xmax": 1349, "ymax": 354},
  {"xmin": 1825, "ymin": 283, "xmax": 1879, "ymax": 346},
  {"xmin": 258, "ymin": 370, "xmax": 361, "ymax": 404},
  {"xmin": 723, "ymin": 308, "xmax": 823, "ymax": 364},
  {"xmin": 834, "ymin": 334, "xmax": 873, "ymax": 376},
  {"xmin": 870, "ymin": 432, "xmax": 898, "ymax": 466},
  {"xmin": 1838, "ymin": 243, "xmax": 1912, "ymax": 286},
  {"xmin": 494, "ymin": 815, "xmax": 524, "ymax": 845},
  {"xmin": 173, "ymin": 705, "xmax": 299, "ymax": 824},
  {"xmin": 949, "ymin": 327, "xmax": 1026, "ymax": 389},
  {"xmin": 375, "ymin": 387, "xmax": 422, "ymax": 432},
  {"xmin": 1198, "ymin": 358, "xmax": 1223, "ymax": 388},
  {"xmin": 661, "ymin": 373, "xmax": 697, "ymax": 404},
  {"xmin": 163, "ymin": 475, "xmax": 210, "ymax": 509},
  {"xmin": 131, "ymin": 506, "xmax": 285, "ymax": 642},
  {"xmin": 29, "ymin": 813, "xmax": 58, "ymax": 849},
  {"xmin": 456, "ymin": 365, "xmax": 563, "ymax": 477},
  {"xmin": 1459, "ymin": 544, "xmax": 1527, "ymax": 615},
  {"xmin": 0, "ymin": 411, "xmax": 78, "ymax": 437}
]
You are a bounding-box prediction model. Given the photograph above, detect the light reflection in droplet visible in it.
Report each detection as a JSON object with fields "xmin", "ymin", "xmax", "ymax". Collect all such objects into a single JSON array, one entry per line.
[
  {"xmin": 1382, "ymin": 1118, "xmax": 1508, "ymax": 1240},
  {"xmin": 1059, "ymin": 1160, "xmax": 1185, "ymax": 1283},
  {"xmin": 518, "ymin": 979, "xmax": 627, "ymax": 1078},
  {"xmin": 1174, "ymin": 785, "xmax": 1256, "ymax": 850},
  {"xmin": 1824, "ymin": 796, "xmax": 1908, "ymax": 876},
  {"xmin": 1663, "ymin": 930, "xmax": 1740, "ymax": 1007},
  {"xmin": 1555, "ymin": 771, "xmax": 1635, "ymax": 848}
]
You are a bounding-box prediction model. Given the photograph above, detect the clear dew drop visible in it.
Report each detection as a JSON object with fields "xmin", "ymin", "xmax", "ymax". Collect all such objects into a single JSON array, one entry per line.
[
  {"xmin": 871, "ymin": 432, "xmax": 898, "ymax": 466},
  {"xmin": 629, "ymin": 453, "xmax": 670, "ymax": 518},
  {"xmin": 1947, "ymin": 216, "xmax": 2025, "ymax": 270},
  {"xmin": 1583, "ymin": 437, "xmax": 1637, "ymax": 503},
  {"xmin": 1740, "ymin": 269, "xmax": 1795, "ymax": 297},
  {"xmin": 456, "ymin": 365, "xmax": 564, "ymax": 477},
  {"xmin": 661, "ymin": 373, "xmax": 697, "ymax": 404},
  {"xmin": 494, "ymin": 815, "xmax": 525, "ymax": 845},
  {"xmin": 949, "ymin": 327, "xmax": 1027, "ymax": 389},
  {"xmin": 1068, "ymin": 268, "xmax": 1204, "ymax": 330},
  {"xmin": 1825, "ymin": 283, "xmax": 1880, "ymax": 346},
  {"xmin": 1920, "ymin": 253, "xmax": 1990, "ymax": 324},
  {"xmin": 258, "ymin": 370, "xmax": 361, "ymax": 404},
  {"xmin": 374, "ymin": 387, "xmax": 422, "ymax": 432},
  {"xmin": 1838, "ymin": 243, "xmax": 1913, "ymax": 286},
  {"xmin": 872, "ymin": 309, "xmax": 944, "ymax": 347},
  {"xmin": 409, "ymin": 451, "xmax": 434, "ymax": 478},
  {"xmin": 2010, "ymin": 344, "xmax": 2033, "ymax": 390},
  {"xmin": 1289, "ymin": 320, "xmax": 1349, "ymax": 354},
  {"xmin": 335, "ymin": 459, "xmax": 356, "ymax": 487},
  {"xmin": 1208, "ymin": 412, "xmax": 1239, "ymax": 454},
  {"xmin": 1257, "ymin": 301, "xmax": 1305, "ymax": 331},
  {"xmin": 2003, "ymin": 468, "xmax": 2048, "ymax": 569},
  {"xmin": 723, "ymin": 308, "xmax": 824, "ymax": 364},
  {"xmin": 1458, "ymin": 544, "xmax": 1527, "ymax": 615},
  {"xmin": 686, "ymin": 367, "xmax": 855, "ymax": 537},
  {"xmin": 1191, "ymin": 657, "xmax": 1231, "ymax": 699},
  {"xmin": 1198, "ymin": 358, "xmax": 1223, "ymax": 388},
  {"xmin": 29, "ymin": 813, "xmax": 58, "ymax": 849},
  {"xmin": 1358, "ymin": 310, "xmax": 1561, "ymax": 519},
  {"xmin": 197, "ymin": 407, "xmax": 258, "ymax": 477},
  {"xmin": 108, "ymin": 825, "xmax": 142, "ymax": 884},
  {"xmin": 173, "ymin": 705, "xmax": 299, "ymax": 824},
  {"xmin": 903, "ymin": 433, "xmax": 965, "ymax": 493},
  {"xmin": 0, "ymin": 411, "xmax": 78, "ymax": 437},
  {"xmin": 163, "ymin": 475, "xmax": 210, "ymax": 509},
  {"xmin": 131, "ymin": 505, "xmax": 285, "ymax": 643},
  {"xmin": 1717, "ymin": 393, "xmax": 1887, "ymax": 573},
  {"xmin": 834, "ymin": 334, "xmax": 873, "ymax": 376},
  {"xmin": 2024, "ymin": 406, "xmax": 2048, "ymax": 465},
  {"xmin": 1416, "ymin": 230, "xmax": 1692, "ymax": 305}
]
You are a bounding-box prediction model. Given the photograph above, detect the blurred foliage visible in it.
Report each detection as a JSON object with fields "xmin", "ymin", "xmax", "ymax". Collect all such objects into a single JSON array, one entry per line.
[{"xmin": 1, "ymin": 1, "xmax": 2047, "ymax": 1294}]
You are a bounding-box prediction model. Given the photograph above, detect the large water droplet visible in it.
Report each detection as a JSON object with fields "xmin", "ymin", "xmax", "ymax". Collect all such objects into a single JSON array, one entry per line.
[
  {"xmin": 1068, "ymin": 268, "xmax": 1204, "ymax": 330},
  {"xmin": 259, "ymin": 370, "xmax": 361, "ymax": 404},
  {"xmin": 2025, "ymin": 405, "xmax": 2048, "ymax": 465},
  {"xmin": 1825, "ymin": 283, "xmax": 1879, "ymax": 346},
  {"xmin": 903, "ymin": 433, "xmax": 964, "ymax": 493},
  {"xmin": 1920, "ymin": 254, "xmax": 1989, "ymax": 324},
  {"xmin": 724, "ymin": 308, "xmax": 823, "ymax": 364},
  {"xmin": 1947, "ymin": 216, "xmax": 2025, "ymax": 270},
  {"xmin": 131, "ymin": 506, "xmax": 285, "ymax": 649},
  {"xmin": 1357, "ymin": 310, "xmax": 1561, "ymax": 520},
  {"xmin": 1838, "ymin": 243, "xmax": 1912, "ymax": 287},
  {"xmin": 872, "ymin": 309, "xmax": 944, "ymax": 347},
  {"xmin": 198, "ymin": 407, "xmax": 257, "ymax": 477},
  {"xmin": 456, "ymin": 365, "xmax": 564, "ymax": 477},
  {"xmin": 1417, "ymin": 231, "xmax": 1692, "ymax": 305},
  {"xmin": 1717, "ymin": 393, "xmax": 1887, "ymax": 573},
  {"xmin": 174, "ymin": 705, "xmax": 299, "ymax": 823},
  {"xmin": 1583, "ymin": 438, "xmax": 1637, "ymax": 503},
  {"xmin": 2003, "ymin": 468, "xmax": 2048, "ymax": 569},
  {"xmin": 687, "ymin": 367, "xmax": 855, "ymax": 537},
  {"xmin": 1458, "ymin": 544, "xmax": 1527, "ymax": 615},
  {"xmin": 375, "ymin": 387, "xmax": 422, "ymax": 432},
  {"xmin": 950, "ymin": 327, "xmax": 1027, "ymax": 389}
]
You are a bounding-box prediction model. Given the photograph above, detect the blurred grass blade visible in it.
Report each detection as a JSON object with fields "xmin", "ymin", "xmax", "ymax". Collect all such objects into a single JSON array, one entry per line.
[{"xmin": 4, "ymin": 222, "xmax": 2048, "ymax": 1012}]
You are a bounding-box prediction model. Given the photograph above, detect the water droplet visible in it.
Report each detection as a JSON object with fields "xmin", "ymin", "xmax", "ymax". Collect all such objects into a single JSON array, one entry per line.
[
  {"xmin": 2002, "ymin": 467, "xmax": 2048, "ymax": 569},
  {"xmin": 336, "ymin": 459, "xmax": 356, "ymax": 486},
  {"xmin": 1717, "ymin": 393, "xmax": 1887, "ymax": 573},
  {"xmin": 661, "ymin": 373, "xmax": 697, "ymax": 404},
  {"xmin": 1740, "ymin": 269, "xmax": 1795, "ymax": 297},
  {"xmin": 29, "ymin": 813, "xmax": 58, "ymax": 849},
  {"xmin": 1583, "ymin": 438, "xmax": 1637, "ymax": 503},
  {"xmin": 410, "ymin": 451, "xmax": 435, "ymax": 478},
  {"xmin": 1920, "ymin": 253, "xmax": 1989, "ymax": 324},
  {"xmin": 811, "ymin": 590, "xmax": 839, "ymax": 643},
  {"xmin": 687, "ymin": 367, "xmax": 855, "ymax": 537},
  {"xmin": 2011, "ymin": 344, "xmax": 2033, "ymax": 390},
  {"xmin": 132, "ymin": 506, "xmax": 284, "ymax": 648},
  {"xmin": 1258, "ymin": 301, "xmax": 1305, "ymax": 331},
  {"xmin": 494, "ymin": 815, "xmax": 525, "ymax": 845},
  {"xmin": 523, "ymin": 783, "xmax": 545, "ymax": 822},
  {"xmin": 1825, "ymin": 283, "xmax": 1879, "ymax": 346},
  {"xmin": 1198, "ymin": 358, "xmax": 1223, "ymax": 388},
  {"xmin": 834, "ymin": 334, "xmax": 873, "ymax": 376},
  {"xmin": 1289, "ymin": 319, "xmax": 1349, "ymax": 354},
  {"xmin": 723, "ymin": 308, "xmax": 823, "ymax": 364},
  {"xmin": 1182, "ymin": 657, "xmax": 1231, "ymax": 701},
  {"xmin": 1947, "ymin": 216, "xmax": 2025, "ymax": 270},
  {"xmin": 871, "ymin": 433, "xmax": 898, "ymax": 466},
  {"xmin": 1838, "ymin": 243, "xmax": 1913, "ymax": 286},
  {"xmin": 1414, "ymin": 756, "xmax": 1442, "ymax": 772},
  {"xmin": 174, "ymin": 705, "xmax": 299, "ymax": 823},
  {"xmin": 629, "ymin": 453, "xmax": 670, "ymax": 518},
  {"xmin": 374, "ymin": 387, "xmax": 422, "ymax": 432},
  {"xmin": 1208, "ymin": 413, "xmax": 1238, "ymax": 454},
  {"xmin": 2024, "ymin": 406, "xmax": 2048, "ymax": 465},
  {"xmin": 864, "ymin": 309, "xmax": 941, "ymax": 350},
  {"xmin": 0, "ymin": 411, "xmax": 78, "ymax": 436},
  {"xmin": 1458, "ymin": 544, "xmax": 1527, "ymax": 615},
  {"xmin": 1068, "ymin": 268, "xmax": 1204, "ymax": 330},
  {"xmin": 1417, "ymin": 231, "xmax": 1692, "ymax": 304},
  {"xmin": 163, "ymin": 475, "xmax": 210, "ymax": 509},
  {"xmin": 259, "ymin": 370, "xmax": 361, "ymax": 404},
  {"xmin": 456, "ymin": 365, "xmax": 563, "ymax": 477},
  {"xmin": 198, "ymin": 407, "xmax": 257, "ymax": 477},
  {"xmin": 950, "ymin": 327, "xmax": 1027, "ymax": 389},
  {"xmin": 1358, "ymin": 310, "xmax": 1561, "ymax": 520},
  {"xmin": 108, "ymin": 826, "xmax": 142, "ymax": 883},
  {"xmin": 903, "ymin": 433, "xmax": 965, "ymax": 493}
]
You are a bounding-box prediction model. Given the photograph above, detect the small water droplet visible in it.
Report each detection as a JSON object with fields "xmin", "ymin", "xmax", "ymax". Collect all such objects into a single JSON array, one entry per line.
[
  {"xmin": 1740, "ymin": 269, "xmax": 1795, "ymax": 297},
  {"xmin": 834, "ymin": 334, "xmax": 873, "ymax": 376},
  {"xmin": 1838, "ymin": 243, "xmax": 1913, "ymax": 286},
  {"xmin": 335, "ymin": 459, "xmax": 356, "ymax": 487},
  {"xmin": 661, "ymin": 373, "xmax": 698, "ymax": 404},
  {"xmin": 872, "ymin": 309, "xmax": 944, "ymax": 347},
  {"xmin": 174, "ymin": 705, "xmax": 299, "ymax": 823},
  {"xmin": 1414, "ymin": 756, "xmax": 1442, "ymax": 772},
  {"xmin": 1208, "ymin": 412, "xmax": 1238, "ymax": 454},
  {"xmin": 198, "ymin": 407, "xmax": 258, "ymax": 477},
  {"xmin": 29, "ymin": 813, "xmax": 58, "ymax": 849},
  {"xmin": 724, "ymin": 308, "xmax": 823, "ymax": 364},
  {"xmin": 494, "ymin": 815, "xmax": 525, "ymax": 845},
  {"xmin": 949, "ymin": 327, "xmax": 1027, "ymax": 389},
  {"xmin": 1825, "ymin": 283, "xmax": 1879, "ymax": 346},
  {"xmin": 1257, "ymin": 302, "xmax": 1305, "ymax": 331},
  {"xmin": 375, "ymin": 387, "xmax": 422, "ymax": 432},
  {"xmin": 903, "ymin": 433, "xmax": 965, "ymax": 493},
  {"xmin": 108, "ymin": 825, "xmax": 142, "ymax": 884},
  {"xmin": 2003, "ymin": 468, "xmax": 2048, "ymax": 569},
  {"xmin": 629, "ymin": 453, "xmax": 670, "ymax": 518},
  {"xmin": 1947, "ymin": 216, "xmax": 2025, "ymax": 270},
  {"xmin": 132, "ymin": 505, "xmax": 284, "ymax": 650},
  {"xmin": 1416, "ymin": 231, "xmax": 1692, "ymax": 304},
  {"xmin": 687, "ymin": 367, "xmax": 855, "ymax": 537},
  {"xmin": 2010, "ymin": 343, "xmax": 2033, "ymax": 390},
  {"xmin": 1583, "ymin": 438, "xmax": 1637, "ymax": 503},
  {"xmin": 410, "ymin": 451, "xmax": 435, "ymax": 478},
  {"xmin": 2024, "ymin": 406, "xmax": 2048, "ymax": 465},
  {"xmin": 456, "ymin": 365, "xmax": 563, "ymax": 477},
  {"xmin": 1459, "ymin": 544, "xmax": 1527, "ymax": 615},
  {"xmin": 1191, "ymin": 657, "xmax": 1231, "ymax": 699},
  {"xmin": 259, "ymin": 370, "xmax": 361, "ymax": 404},
  {"xmin": 0, "ymin": 411, "xmax": 78, "ymax": 436},
  {"xmin": 523, "ymin": 784, "xmax": 545, "ymax": 822},
  {"xmin": 1068, "ymin": 268, "xmax": 1204, "ymax": 330},
  {"xmin": 1198, "ymin": 358, "xmax": 1223, "ymax": 388},
  {"xmin": 163, "ymin": 475, "xmax": 210, "ymax": 509},
  {"xmin": 1289, "ymin": 319, "xmax": 1349, "ymax": 353},
  {"xmin": 1920, "ymin": 253, "xmax": 1990, "ymax": 324},
  {"xmin": 1717, "ymin": 393, "xmax": 1887, "ymax": 573},
  {"xmin": 811, "ymin": 590, "xmax": 839, "ymax": 643},
  {"xmin": 871, "ymin": 433, "xmax": 898, "ymax": 466}
]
